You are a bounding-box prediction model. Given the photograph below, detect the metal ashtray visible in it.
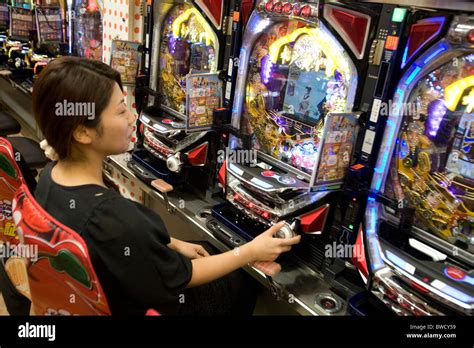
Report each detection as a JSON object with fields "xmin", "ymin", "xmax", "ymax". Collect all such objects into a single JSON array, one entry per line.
[
  {"xmin": 196, "ymin": 208, "xmax": 212, "ymax": 220},
  {"xmin": 314, "ymin": 293, "xmax": 342, "ymax": 314}
]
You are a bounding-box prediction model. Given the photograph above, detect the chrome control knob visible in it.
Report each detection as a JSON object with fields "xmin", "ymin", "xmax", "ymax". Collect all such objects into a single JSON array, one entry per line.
[
  {"xmin": 275, "ymin": 222, "xmax": 296, "ymax": 239},
  {"xmin": 166, "ymin": 154, "xmax": 183, "ymax": 173}
]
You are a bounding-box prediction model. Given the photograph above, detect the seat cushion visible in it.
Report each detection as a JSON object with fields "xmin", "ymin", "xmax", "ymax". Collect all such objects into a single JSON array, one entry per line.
[
  {"xmin": 0, "ymin": 111, "xmax": 21, "ymax": 136},
  {"xmin": 8, "ymin": 137, "xmax": 49, "ymax": 169}
]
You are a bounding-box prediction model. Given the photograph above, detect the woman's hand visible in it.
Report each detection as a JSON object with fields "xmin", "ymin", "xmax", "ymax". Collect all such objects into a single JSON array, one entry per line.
[
  {"xmin": 170, "ymin": 238, "xmax": 210, "ymax": 259},
  {"xmin": 247, "ymin": 221, "xmax": 301, "ymax": 263}
]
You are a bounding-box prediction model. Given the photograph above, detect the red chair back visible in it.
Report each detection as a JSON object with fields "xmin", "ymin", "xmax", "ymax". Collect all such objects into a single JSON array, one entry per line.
[{"xmin": 13, "ymin": 184, "xmax": 111, "ymax": 315}]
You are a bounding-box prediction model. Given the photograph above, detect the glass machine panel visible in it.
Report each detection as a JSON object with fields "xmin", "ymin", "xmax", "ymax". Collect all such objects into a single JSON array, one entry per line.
[
  {"xmin": 72, "ymin": 0, "xmax": 102, "ymax": 60},
  {"xmin": 365, "ymin": 17, "xmax": 474, "ymax": 315},
  {"xmin": 385, "ymin": 54, "xmax": 474, "ymax": 252},
  {"xmin": 242, "ymin": 20, "xmax": 354, "ymax": 176},
  {"xmin": 158, "ymin": 3, "xmax": 219, "ymax": 116}
]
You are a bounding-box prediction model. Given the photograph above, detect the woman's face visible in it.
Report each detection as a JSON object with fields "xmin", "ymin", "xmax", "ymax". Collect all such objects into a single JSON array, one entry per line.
[{"xmin": 91, "ymin": 83, "xmax": 135, "ymax": 156}]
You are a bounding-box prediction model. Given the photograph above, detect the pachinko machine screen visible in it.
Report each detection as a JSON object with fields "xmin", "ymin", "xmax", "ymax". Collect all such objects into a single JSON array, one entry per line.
[
  {"xmin": 241, "ymin": 20, "xmax": 355, "ymax": 175},
  {"xmin": 158, "ymin": 3, "xmax": 219, "ymax": 116},
  {"xmin": 384, "ymin": 54, "xmax": 474, "ymax": 253}
]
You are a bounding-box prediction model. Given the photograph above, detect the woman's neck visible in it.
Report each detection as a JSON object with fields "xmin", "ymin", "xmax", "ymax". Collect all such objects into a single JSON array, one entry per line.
[{"xmin": 52, "ymin": 156, "xmax": 106, "ymax": 188}]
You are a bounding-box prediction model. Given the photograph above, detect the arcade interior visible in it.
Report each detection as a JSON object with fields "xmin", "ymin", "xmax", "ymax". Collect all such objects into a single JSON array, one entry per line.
[{"xmin": 0, "ymin": 0, "xmax": 473, "ymax": 320}]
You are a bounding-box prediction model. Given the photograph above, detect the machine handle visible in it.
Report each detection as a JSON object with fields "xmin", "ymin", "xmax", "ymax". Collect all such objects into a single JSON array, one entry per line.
[{"xmin": 151, "ymin": 179, "xmax": 173, "ymax": 193}]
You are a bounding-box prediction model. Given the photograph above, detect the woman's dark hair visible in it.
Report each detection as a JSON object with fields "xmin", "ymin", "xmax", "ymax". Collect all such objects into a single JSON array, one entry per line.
[{"xmin": 32, "ymin": 56, "xmax": 123, "ymax": 160}]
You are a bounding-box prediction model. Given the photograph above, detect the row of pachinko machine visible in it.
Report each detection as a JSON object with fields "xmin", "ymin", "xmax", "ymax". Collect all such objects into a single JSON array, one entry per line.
[
  {"xmin": 0, "ymin": 0, "xmax": 102, "ymax": 89},
  {"xmin": 129, "ymin": 0, "xmax": 473, "ymax": 316}
]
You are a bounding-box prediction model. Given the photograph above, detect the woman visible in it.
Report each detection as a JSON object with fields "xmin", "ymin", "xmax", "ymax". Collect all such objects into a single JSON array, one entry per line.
[{"xmin": 32, "ymin": 57, "xmax": 300, "ymax": 315}]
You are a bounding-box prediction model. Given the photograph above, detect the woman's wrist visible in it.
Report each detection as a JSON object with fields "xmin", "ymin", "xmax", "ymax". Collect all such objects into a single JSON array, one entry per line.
[
  {"xmin": 168, "ymin": 237, "xmax": 179, "ymax": 251},
  {"xmin": 239, "ymin": 243, "xmax": 256, "ymax": 264}
]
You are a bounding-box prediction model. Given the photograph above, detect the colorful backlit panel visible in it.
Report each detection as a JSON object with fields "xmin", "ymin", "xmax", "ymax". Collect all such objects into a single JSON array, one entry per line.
[
  {"xmin": 242, "ymin": 21, "xmax": 353, "ymax": 175},
  {"xmin": 73, "ymin": 0, "xmax": 102, "ymax": 60},
  {"xmin": 159, "ymin": 4, "xmax": 219, "ymax": 116},
  {"xmin": 385, "ymin": 54, "xmax": 474, "ymax": 252}
]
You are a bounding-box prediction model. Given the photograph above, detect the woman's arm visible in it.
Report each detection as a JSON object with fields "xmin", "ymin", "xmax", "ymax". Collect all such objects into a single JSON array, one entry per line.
[
  {"xmin": 167, "ymin": 237, "xmax": 179, "ymax": 250},
  {"xmin": 187, "ymin": 243, "xmax": 254, "ymax": 287},
  {"xmin": 187, "ymin": 222, "xmax": 300, "ymax": 288},
  {"xmin": 168, "ymin": 238, "xmax": 210, "ymax": 258}
]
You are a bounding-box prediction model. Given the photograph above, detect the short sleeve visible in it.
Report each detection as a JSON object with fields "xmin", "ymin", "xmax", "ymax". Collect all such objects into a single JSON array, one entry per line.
[{"xmin": 84, "ymin": 196, "xmax": 193, "ymax": 309}]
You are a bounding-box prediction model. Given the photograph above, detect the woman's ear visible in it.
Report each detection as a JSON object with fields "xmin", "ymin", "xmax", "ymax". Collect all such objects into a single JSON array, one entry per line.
[{"xmin": 72, "ymin": 124, "xmax": 93, "ymax": 145}]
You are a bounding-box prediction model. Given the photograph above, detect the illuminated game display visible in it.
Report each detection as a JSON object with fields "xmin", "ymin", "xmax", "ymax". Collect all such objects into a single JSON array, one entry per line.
[
  {"xmin": 136, "ymin": 1, "xmax": 223, "ymax": 180},
  {"xmin": 392, "ymin": 56, "xmax": 474, "ymax": 249},
  {"xmin": 242, "ymin": 21, "xmax": 353, "ymax": 175},
  {"xmin": 71, "ymin": 0, "xmax": 102, "ymax": 60},
  {"xmin": 364, "ymin": 14, "xmax": 474, "ymax": 315},
  {"xmin": 130, "ymin": 0, "xmax": 241, "ymax": 187},
  {"xmin": 158, "ymin": 3, "xmax": 219, "ymax": 116}
]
